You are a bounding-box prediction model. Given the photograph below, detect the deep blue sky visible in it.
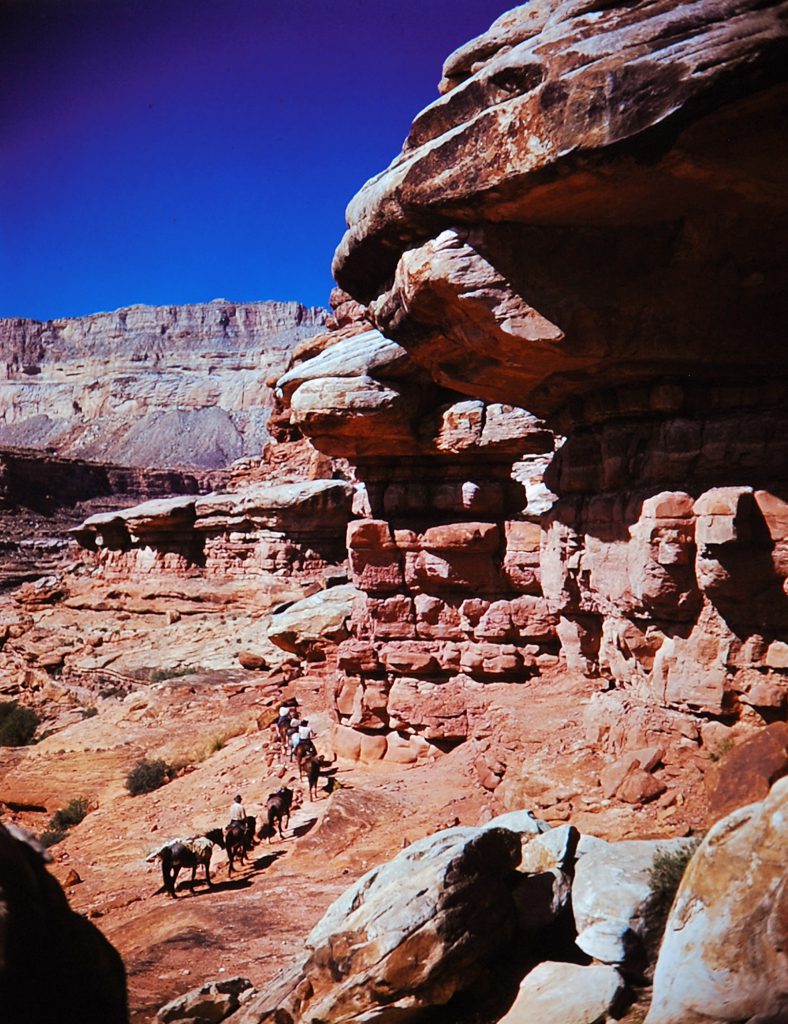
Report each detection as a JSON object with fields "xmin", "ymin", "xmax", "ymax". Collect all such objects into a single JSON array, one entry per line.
[{"xmin": 0, "ymin": 0, "xmax": 507, "ymax": 321}]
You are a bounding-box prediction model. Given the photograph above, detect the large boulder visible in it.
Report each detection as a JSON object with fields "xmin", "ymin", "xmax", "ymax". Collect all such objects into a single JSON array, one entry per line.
[
  {"xmin": 704, "ymin": 721, "xmax": 788, "ymax": 825},
  {"xmin": 0, "ymin": 823, "xmax": 128, "ymax": 1024},
  {"xmin": 267, "ymin": 583, "xmax": 361, "ymax": 657},
  {"xmin": 646, "ymin": 777, "xmax": 788, "ymax": 1024},
  {"xmin": 499, "ymin": 961, "xmax": 624, "ymax": 1024},
  {"xmin": 235, "ymin": 825, "xmax": 522, "ymax": 1023},
  {"xmin": 572, "ymin": 836, "xmax": 695, "ymax": 971}
]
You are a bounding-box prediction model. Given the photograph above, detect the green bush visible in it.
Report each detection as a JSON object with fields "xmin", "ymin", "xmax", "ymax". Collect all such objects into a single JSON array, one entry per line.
[
  {"xmin": 50, "ymin": 796, "xmax": 89, "ymax": 831},
  {"xmin": 0, "ymin": 701, "xmax": 39, "ymax": 747},
  {"xmin": 649, "ymin": 839, "xmax": 700, "ymax": 910},
  {"xmin": 40, "ymin": 828, "xmax": 67, "ymax": 848},
  {"xmin": 125, "ymin": 757, "xmax": 175, "ymax": 796},
  {"xmin": 38, "ymin": 796, "xmax": 90, "ymax": 848},
  {"xmin": 150, "ymin": 665, "xmax": 193, "ymax": 683}
]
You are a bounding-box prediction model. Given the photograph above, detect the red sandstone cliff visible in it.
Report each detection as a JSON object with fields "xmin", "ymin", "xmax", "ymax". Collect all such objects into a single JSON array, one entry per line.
[{"xmin": 276, "ymin": 0, "xmax": 788, "ymax": 775}]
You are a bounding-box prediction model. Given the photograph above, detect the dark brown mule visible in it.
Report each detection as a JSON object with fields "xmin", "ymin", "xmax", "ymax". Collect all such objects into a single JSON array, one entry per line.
[
  {"xmin": 224, "ymin": 815, "xmax": 256, "ymax": 874},
  {"xmin": 261, "ymin": 787, "xmax": 293, "ymax": 841},
  {"xmin": 294, "ymin": 739, "xmax": 317, "ymax": 773},
  {"xmin": 158, "ymin": 828, "xmax": 225, "ymax": 898},
  {"xmin": 300, "ymin": 755, "xmax": 321, "ymax": 801}
]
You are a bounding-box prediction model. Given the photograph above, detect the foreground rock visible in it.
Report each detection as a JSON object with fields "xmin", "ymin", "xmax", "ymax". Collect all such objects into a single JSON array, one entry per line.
[
  {"xmin": 572, "ymin": 836, "xmax": 694, "ymax": 972},
  {"xmin": 234, "ymin": 825, "xmax": 522, "ymax": 1023},
  {"xmin": 0, "ymin": 823, "xmax": 127, "ymax": 1024},
  {"xmin": 157, "ymin": 976, "xmax": 254, "ymax": 1023},
  {"xmin": 499, "ymin": 962, "xmax": 624, "ymax": 1024},
  {"xmin": 646, "ymin": 777, "xmax": 788, "ymax": 1024}
]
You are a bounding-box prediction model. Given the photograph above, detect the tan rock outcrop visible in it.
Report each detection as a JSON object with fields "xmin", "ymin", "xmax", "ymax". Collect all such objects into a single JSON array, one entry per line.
[
  {"xmin": 72, "ymin": 479, "xmax": 354, "ymax": 580},
  {"xmin": 646, "ymin": 778, "xmax": 788, "ymax": 1024}
]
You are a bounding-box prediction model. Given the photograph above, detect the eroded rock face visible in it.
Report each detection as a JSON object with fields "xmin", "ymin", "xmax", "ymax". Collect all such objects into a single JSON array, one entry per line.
[
  {"xmin": 72, "ymin": 479, "xmax": 354, "ymax": 581},
  {"xmin": 327, "ymin": 1, "xmax": 788, "ymax": 730},
  {"xmin": 275, "ymin": 320, "xmax": 560, "ymax": 765},
  {"xmin": 646, "ymin": 777, "xmax": 788, "ymax": 1024},
  {"xmin": 0, "ymin": 301, "xmax": 326, "ymax": 467}
]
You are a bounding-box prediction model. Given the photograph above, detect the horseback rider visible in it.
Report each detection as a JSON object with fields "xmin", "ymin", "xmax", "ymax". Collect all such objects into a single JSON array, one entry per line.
[
  {"xmin": 276, "ymin": 700, "xmax": 298, "ymax": 728},
  {"xmin": 295, "ymin": 719, "xmax": 316, "ymax": 758},
  {"xmin": 228, "ymin": 794, "xmax": 246, "ymax": 827}
]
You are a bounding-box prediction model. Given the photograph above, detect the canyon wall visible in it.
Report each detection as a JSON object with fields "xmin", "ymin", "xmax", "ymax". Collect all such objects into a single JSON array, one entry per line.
[
  {"xmin": 281, "ymin": 0, "xmax": 788, "ymax": 762},
  {"xmin": 0, "ymin": 300, "xmax": 326, "ymax": 468},
  {"xmin": 275, "ymin": 305, "xmax": 560, "ymax": 765}
]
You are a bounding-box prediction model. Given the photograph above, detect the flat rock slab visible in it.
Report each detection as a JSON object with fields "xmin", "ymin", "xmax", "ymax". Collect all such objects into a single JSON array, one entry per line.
[{"xmin": 499, "ymin": 961, "xmax": 624, "ymax": 1024}]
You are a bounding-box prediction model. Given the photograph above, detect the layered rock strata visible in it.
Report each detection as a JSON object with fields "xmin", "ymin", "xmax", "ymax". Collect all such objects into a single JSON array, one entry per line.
[
  {"xmin": 0, "ymin": 301, "xmax": 326, "ymax": 467},
  {"xmin": 73, "ymin": 480, "xmax": 354, "ymax": 582},
  {"xmin": 327, "ymin": 1, "xmax": 788, "ymax": 737},
  {"xmin": 275, "ymin": 319, "xmax": 560, "ymax": 764}
]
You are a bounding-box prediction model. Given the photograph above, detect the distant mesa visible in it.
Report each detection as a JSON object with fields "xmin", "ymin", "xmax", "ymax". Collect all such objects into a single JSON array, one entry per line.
[{"xmin": 0, "ymin": 300, "xmax": 327, "ymax": 470}]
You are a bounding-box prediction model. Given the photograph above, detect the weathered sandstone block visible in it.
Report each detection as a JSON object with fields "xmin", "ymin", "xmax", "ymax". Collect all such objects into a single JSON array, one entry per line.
[
  {"xmin": 236, "ymin": 826, "xmax": 521, "ymax": 1023},
  {"xmin": 646, "ymin": 778, "xmax": 788, "ymax": 1024}
]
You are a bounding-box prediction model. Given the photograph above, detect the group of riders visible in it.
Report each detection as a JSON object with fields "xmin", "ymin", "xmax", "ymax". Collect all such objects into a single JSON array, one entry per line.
[
  {"xmin": 225, "ymin": 699, "xmax": 316, "ymax": 834},
  {"xmin": 156, "ymin": 699, "xmax": 319, "ymax": 893},
  {"xmin": 275, "ymin": 700, "xmax": 317, "ymax": 761}
]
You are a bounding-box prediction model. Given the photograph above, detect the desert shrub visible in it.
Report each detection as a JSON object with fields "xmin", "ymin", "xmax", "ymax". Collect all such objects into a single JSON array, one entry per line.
[
  {"xmin": 707, "ymin": 737, "xmax": 734, "ymax": 762},
  {"xmin": 648, "ymin": 839, "xmax": 701, "ymax": 910},
  {"xmin": 125, "ymin": 757, "xmax": 175, "ymax": 796},
  {"xmin": 150, "ymin": 665, "xmax": 193, "ymax": 682},
  {"xmin": 40, "ymin": 828, "xmax": 67, "ymax": 848},
  {"xmin": 49, "ymin": 796, "xmax": 89, "ymax": 831},
  {"xmin": 81, "ymin": 705, "xmax": 99, "ymax": 719},
  {"xmin": 0, "ymin": 700, "xmax": 39, "ymax": 747}
]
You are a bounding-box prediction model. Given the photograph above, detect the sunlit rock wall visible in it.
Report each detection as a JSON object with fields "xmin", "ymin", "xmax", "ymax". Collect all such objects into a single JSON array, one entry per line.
[{"xmin": 328, "ymin": 0, "xmax": 788, "ymax": 740}]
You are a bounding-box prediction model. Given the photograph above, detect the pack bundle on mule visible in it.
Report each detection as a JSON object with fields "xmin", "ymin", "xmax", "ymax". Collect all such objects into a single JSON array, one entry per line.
[
  {"xmin": 225, "ymin": 815, "xmax": 256, "ymax": 874},
  {"xmin": 147, "ymin": 828, "xmax": 225, "ymax": 897},
  {"xmin": 259, "ymin": 787, "xmax": 293, "ymax": 841}
]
